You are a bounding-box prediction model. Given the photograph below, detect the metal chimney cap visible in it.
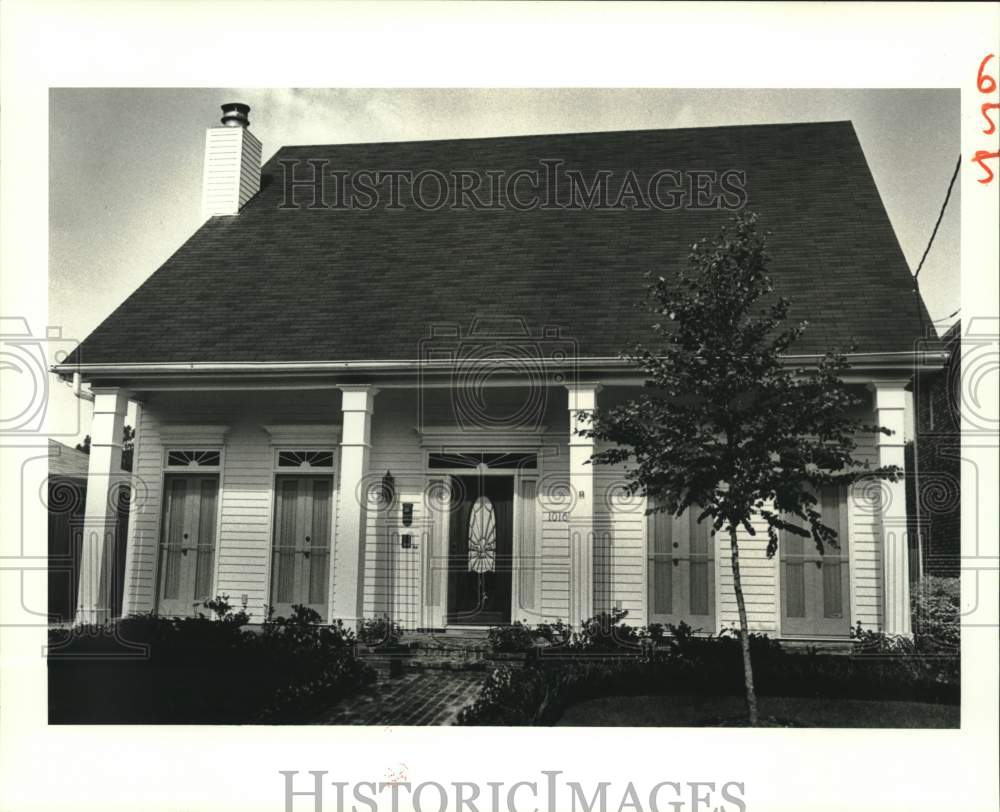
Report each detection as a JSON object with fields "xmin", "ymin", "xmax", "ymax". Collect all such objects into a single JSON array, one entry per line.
[{"xmin": 220, "ymin": 102, "xmax": 251, "ymax": 128}]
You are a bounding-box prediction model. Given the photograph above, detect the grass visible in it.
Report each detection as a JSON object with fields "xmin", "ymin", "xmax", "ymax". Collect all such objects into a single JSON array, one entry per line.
[{"xmin": 556, "ymin": 694, "xmax": 959, "ymax": 728}]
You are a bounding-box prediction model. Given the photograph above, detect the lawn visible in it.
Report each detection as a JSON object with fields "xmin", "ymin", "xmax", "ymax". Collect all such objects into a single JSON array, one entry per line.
[{"xmin": 556, "ymin": 694, "xmax": 959, "ymax": 728}]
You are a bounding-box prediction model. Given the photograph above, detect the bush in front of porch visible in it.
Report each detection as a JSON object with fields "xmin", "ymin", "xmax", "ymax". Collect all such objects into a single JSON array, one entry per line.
[
  {"xmin": 48, "ymin": 600, "xmax": 376, "ymax": 724},
  {"xmin": 462, "ymin": 595, "xmax": 960, "ymax": 726}
]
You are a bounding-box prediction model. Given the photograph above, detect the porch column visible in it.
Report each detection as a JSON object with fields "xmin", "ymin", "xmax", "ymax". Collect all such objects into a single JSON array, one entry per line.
[
  {"xmin": 75, "ymin": 387, "xmax": 129, "ymax": 625},
  {"xmin": 870, "ymin": 380, "xmax": 911, "ymax": 635},
  {"xmin": 333, "ymin": 384, "xmax": 378, "ymax": 626},
  {"xmin": 566, "ymin": 383, "xmax": 601, "ymax": 625}
]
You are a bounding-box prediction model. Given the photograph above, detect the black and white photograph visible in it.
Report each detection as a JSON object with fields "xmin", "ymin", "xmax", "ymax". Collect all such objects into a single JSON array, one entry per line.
[
  {"xmin": 1, "ymin": 4, "xmax": 997, "ymax": 812},
  {"xmin": 41, "ymin": 87, "xmax": 965, "ymax": 731}
]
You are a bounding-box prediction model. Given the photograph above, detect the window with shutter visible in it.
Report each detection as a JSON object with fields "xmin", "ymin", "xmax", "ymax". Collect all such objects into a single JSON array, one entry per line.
[
  {"xmin": 269, "ymin": 475, "xmax": 334, "ymax": 620},
  {"xmin": 647, "ymin": 503, "xmax": 716, "ymax": 631},
  {"xmin": 156, "ymin": 474, "xmax": 219, "ymax": 617},
  {"xmin": 779, "ymin": 484, "xmax": 851, "ymax": 637}
]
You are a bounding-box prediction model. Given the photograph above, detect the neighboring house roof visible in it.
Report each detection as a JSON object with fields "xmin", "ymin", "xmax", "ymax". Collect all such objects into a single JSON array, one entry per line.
[
  {"xmin": 65, "ymin": 120, "xmax": 930, "ymax": 367},
  {"xmin": 48, "ymin": 439, "xmax": 92, "ymax": 479},
  {"xmin": 940, "ymin": 319, "xmax": 961, "ymax": 351}
]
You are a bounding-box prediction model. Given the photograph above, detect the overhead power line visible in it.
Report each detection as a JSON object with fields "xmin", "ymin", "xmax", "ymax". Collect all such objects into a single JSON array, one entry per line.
[{"xmin": 914, "ymin": 156, "xmax": 961, "ymax": 281}]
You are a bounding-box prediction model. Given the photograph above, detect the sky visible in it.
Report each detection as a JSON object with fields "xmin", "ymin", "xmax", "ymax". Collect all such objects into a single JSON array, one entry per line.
[{"xmin": 48, "ymin": 88, "xmax": 960, "ymax": 442}]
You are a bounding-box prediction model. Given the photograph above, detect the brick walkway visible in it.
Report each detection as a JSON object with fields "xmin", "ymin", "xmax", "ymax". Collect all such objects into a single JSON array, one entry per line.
[{"xmin": 318, "ymin": 668, "xmax": 486, "ymax": 726}]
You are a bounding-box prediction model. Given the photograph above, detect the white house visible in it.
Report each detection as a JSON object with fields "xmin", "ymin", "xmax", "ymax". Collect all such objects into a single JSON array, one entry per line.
[{"xmin": 55, "ymin": 104, "xmax": 947, "ymax": 639}]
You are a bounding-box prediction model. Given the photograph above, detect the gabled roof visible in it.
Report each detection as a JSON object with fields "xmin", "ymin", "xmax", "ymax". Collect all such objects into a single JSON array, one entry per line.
[{"xmin": 64, "ymin": 120, "xmax": 930, "ymax": 368}]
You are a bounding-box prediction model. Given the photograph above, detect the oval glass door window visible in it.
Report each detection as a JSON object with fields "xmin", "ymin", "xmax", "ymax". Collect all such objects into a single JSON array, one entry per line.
[{"xmin": 467, "ymin": 495, "xmax": 497, "ymax": 573}]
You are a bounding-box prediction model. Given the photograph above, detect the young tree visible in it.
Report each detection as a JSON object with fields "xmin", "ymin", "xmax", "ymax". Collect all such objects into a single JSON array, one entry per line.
[{"xmin": 581, "ymin": 212, "xmax": 898, "ymax": 725}]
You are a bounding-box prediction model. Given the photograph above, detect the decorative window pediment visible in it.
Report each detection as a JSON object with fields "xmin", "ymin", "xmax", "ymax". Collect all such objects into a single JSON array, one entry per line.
[
  {"xmin": 166, "ymin": 449, "xmax": 221, "ymax": 468},
  {"xmin": 277, "ymin": 450, "xmax": 334, "ymax": 469}
]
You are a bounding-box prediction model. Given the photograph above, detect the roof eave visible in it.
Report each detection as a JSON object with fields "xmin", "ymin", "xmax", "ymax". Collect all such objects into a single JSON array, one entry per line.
[{"xmin": 53, "ymin": 349, "xmax": 948, "ymax": 386}]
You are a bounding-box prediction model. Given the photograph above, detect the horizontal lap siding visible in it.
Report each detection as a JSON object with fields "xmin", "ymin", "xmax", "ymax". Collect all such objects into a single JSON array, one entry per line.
[
  {"xmin": 122, "ymin": 407, "xmax": 162, "ymax": 615},
  {"xmin": 718, "ymin": 514, "xmax": 777, "ymax": 633},
  {"xmin": 122, "ymin": 393, "xmax": 338, "ymax": 623},
  {"xmin": 850, "ymin": 435, "xmax": 882, "ymax": 629},
  {"xmin": 121, "ymin": 390, "xmax": 887, "ymax": 634},
  {"xmin": 539, "ymin": 435, "xmax": 571, "ymax": 622},
  {"xmin": 216, "ymin": 424, "xmax": 273, "ymax": 617},
  {"xmin": 362, "ymin": 392, "xmax": 424, "ymax": 629},
  {"xmin": 593, "ymin": 455, "xmax": 645, "ymax": 625}
]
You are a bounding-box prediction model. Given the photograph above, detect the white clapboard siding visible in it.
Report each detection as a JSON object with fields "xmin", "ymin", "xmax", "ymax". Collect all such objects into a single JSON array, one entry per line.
[
  {"xmin": 717, "ymin": 511, "xmax": 778, "ymax": 633},
  {"xmin": 214, "ymin": 423, "xmax": 274, "ymax": 614},
  {"xmin": 122, "ymin": 406, "xmax": 163, "ymax": 615},
  {"xmin": 539, "ymin": 432, "xmax": 571, "ymax": 622},
  {"xmin": 121, "ymin": 393, "xmax": 337, "ymax": 622},
  {"xmin": 120, "ymin": 386, "xmax": 890, "ymax": 633},
  {"xmin": 849, "ymin": 434, "xmax": 882, "ymax": 629},
  {"xmin": 360, "ymin": 391, "xmax": 426, "ymax": 629},
  {"xmin": 201, "ymin": 127, "xmax": 262, "ymax": 219},
  {"xmin": 593, "ymin": 458, "xmax": 646, "ymax": 625}
]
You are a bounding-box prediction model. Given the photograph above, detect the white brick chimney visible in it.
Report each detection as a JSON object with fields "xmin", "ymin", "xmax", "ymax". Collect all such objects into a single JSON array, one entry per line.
[{"xmin": 201, "ymin": 103, "xmax": 262, "ymax": 219}]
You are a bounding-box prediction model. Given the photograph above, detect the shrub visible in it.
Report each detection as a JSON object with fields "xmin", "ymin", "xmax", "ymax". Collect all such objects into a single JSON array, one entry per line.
[
  {"xmin": 486, "ymin": 610, "xmax": 646, "ymax": 656},
  {"xmin": 48, "ymin": 601, "xmax": 375, "ymax": 724},
  {"xmin": 912, "ymin": 576, "xmax": 960, "ymax": 654},
  {"xmin": 456, "ymin": 666, "xmax": 549, "ymax": 725},
  {"xmin": 535, "ymin": 619, "xmax": 573, "ymax": 647},
  {"xmin": 358, "ymin": 615, "xmax": 403, "ymax": 647},
  {"xmin": 487, "ymin": 621, "xmax": 537, "ymax": 653},
  {"xmin": 459, "ymin": 622, "xmax": 959, "ymax": 726},
  {"xmin": 573, "ymin": 608, "xmax": 642, "ymax": 651}
]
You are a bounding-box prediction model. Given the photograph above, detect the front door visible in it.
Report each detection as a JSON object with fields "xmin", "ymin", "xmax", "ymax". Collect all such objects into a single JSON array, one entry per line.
[
  {"xmin": 647, "ymin": 506, "xmax": 716, "ymax": 632},
  {"xmin": 447, "ymin": 475, "xmax": 513, "ymax": 625},
  {"xmin": 157, "ymin": 474, "xmax": 219, "ymax": 617},
  {"xmin": 270, "ymin": 475, "xmax": 333, "ymax": 621},
  {"xmin": 780, "ymin": 485, "xmax": 851, "ymax": 637}
]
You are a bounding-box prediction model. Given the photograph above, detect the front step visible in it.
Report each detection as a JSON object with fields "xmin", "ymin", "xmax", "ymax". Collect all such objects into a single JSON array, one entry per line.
[{"xmin": 360, "ymin": 630, "xmax": 505, "ymax": 672}]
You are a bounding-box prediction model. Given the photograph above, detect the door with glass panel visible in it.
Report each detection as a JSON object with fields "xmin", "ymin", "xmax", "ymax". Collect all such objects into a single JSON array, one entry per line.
[
  {"xmin": 780, "ymin": 485, "xmax": 850, "ymax": 637},
  {"xmin": 646, "ymin": 506, "xmax": 716, "ymax": 632},
  {"xmin": 270, "ymin": 475, "xmax": 333, "ymax": 621},
  {"xmin": 157, "ymin": 474, "xmax": 219, "ymax": 616}
]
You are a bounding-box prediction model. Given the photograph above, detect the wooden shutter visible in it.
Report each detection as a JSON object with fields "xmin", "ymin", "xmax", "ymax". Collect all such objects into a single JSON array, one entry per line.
[
  {"xmin": 272, "ymin": 478, "xmax": 299, "ymax": 605},
  {"xmin": 780, "ymin": 484, "xmax": 851, "ymax": 636},
  {"xmin": 161, "ymin": 478, "xmax": 187, "ymax": 601},
  {"xmin": 157, "ymin": 475, "xmax": 219, "ymax": 616},
  {"xmin": 647, "ymin": 507, "xmax": 674, "ymax": 619},
  {"xmin": 307, "ymin": 478, "xmax": 331, "ymax": 607},
  {"xmin": 270, "ymin": 475, "xmax": 333, "ymax": 620},
  {"xmin": 688, "ymin": 510, "xmax": 712, "ymax": 616},
  {"xmin": 193, "ymin": 478, "xmax": 218, "ymax": 601}
]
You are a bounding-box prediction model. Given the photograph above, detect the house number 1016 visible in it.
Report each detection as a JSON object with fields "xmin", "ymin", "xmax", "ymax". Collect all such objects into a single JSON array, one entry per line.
[{"xmin": 546, "ymin": 511, "xmax": 569, "ymax": 522}]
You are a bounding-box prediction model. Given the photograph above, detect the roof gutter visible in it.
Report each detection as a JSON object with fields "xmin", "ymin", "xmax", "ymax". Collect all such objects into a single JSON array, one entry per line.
[{"xmin": 53, "ymin": 350, "xmax": 949, "ymax": 381}]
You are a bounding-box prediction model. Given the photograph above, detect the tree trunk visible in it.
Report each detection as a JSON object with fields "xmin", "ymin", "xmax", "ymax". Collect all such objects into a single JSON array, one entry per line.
[{"xmin": 728, "ymin": 525, "xmax": 759, "ymax": 725}]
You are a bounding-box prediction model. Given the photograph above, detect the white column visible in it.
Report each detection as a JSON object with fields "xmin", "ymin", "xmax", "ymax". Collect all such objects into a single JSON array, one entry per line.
[
  {"xmin": 566, "ymin": 383, "xmax": 601, "ymax": 625},
  {"xmin": 870, "ymin": 380, "xmax": 911, "ymax": 635},
  {"xmin": 333, "ymin": 385, "xmax": 378, "ymax": 625},
  {"xmin": 75, "ymin": 387, "xmax": 129, "ymax": 625}
]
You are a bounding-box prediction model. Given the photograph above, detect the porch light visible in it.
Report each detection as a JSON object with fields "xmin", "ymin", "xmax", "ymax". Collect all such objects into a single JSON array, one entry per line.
[{"xmin": 381, "ymin": 470, "xmax": 395, "ymax": 506}]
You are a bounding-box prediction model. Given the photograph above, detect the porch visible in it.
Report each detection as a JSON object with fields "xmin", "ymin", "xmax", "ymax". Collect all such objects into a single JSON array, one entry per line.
[{"xmin": 71, "ymin": 377, "xmax": 915, "ymax": 639}]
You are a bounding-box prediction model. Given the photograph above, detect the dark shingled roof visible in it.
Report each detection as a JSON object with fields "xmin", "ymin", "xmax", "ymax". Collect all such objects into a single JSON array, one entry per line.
[{"xmin": 66, "ymin": 120, "xmax": 929, "ymax": 366}]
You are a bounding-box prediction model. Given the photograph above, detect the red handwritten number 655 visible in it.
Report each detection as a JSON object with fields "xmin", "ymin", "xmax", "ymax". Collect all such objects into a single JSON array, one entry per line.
[{"xmin": 973, "ymin": 53, "xmax": 999, "ymax": 184}]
